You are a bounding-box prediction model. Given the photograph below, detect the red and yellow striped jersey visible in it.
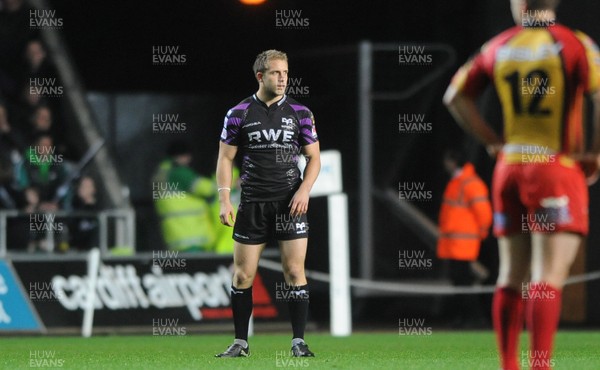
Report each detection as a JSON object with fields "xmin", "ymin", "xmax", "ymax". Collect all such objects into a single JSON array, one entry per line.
[{"xmin": 450, "ymin": 24, "xmax": 600, "ymax": 155}]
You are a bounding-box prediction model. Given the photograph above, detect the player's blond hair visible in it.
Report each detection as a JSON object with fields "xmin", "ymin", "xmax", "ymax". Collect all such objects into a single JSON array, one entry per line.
[
  {"xmin": 253, "ymin": 50, "xmax": 288, "ymax": 78},
  {"xmin": 526, "ymin": 0, "xmax": 560, "ymax": 10}
]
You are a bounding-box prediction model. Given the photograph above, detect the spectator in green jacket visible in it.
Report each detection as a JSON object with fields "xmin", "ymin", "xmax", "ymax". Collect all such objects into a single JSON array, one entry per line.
[{"xmin": 152, "ymin": 140, "xmax": 216, "ymax": 252}]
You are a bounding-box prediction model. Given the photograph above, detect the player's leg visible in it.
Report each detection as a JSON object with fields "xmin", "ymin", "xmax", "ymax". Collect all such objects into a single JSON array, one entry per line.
[
  {"xmin": 233, "ymin": 241, "xmax": 266, "ymax": 289},
  {"xmin": 522, "ymin": 157, "xmax": 589, "ymax": 369},
  {"xmin": 493, "ymin": 234, "xmax": 530, "ymax": 370},
  {"xmin": 279, "ymin": 237, "xmax": 308, "ymax": 285},
  {"xmin": 217, "ymin": 201, "xmax": 269, "ymax": 358},
  {"xmin": 216, "ymin": 241, "xmax": 265, "ymax": 358},
  {"xmin": 526, "ymin": 232, "xmax": 580, "ymax": 370},
  {"xmin": 279, "ymin": 237, "xmax": 314, "ymax": 357},
  {"xmin": 232, "ymin": 240, "xmax": 266, "ymax": 340},
  {"xmin": 491, "ymin": 157, "xmax": 530, "ymax": 370}
]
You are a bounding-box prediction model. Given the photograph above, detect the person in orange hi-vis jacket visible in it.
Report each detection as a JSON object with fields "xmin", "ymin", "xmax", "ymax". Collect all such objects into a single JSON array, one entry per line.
[
  {"xmin": 437, "ymin": 149, "xmax": 492, "ymax": 327},
  {"xmin": 438, "ymin": 150, "xmax": 492, "ymax": 261}
]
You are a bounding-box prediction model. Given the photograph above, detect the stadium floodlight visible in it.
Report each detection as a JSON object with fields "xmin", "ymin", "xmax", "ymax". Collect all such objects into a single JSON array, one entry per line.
[{"xmin": 239, "ymin": 0, "xmax": 266, "ymax": 5}]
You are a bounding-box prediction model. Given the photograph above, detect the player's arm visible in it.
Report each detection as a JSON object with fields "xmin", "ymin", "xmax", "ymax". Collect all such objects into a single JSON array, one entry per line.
[
  {"xmin": 578, "ymin": 90, "xmax": 600, "ymax": 185},
  {"xmin": 289, "ymin": 141, "xmax": 321, "ymax": 217},
  {"xmin": 575, "ymin": 31, "xmax": 600, "ymax": 155},
  {"xmin": 591, "ymin": 90, "xmax": 600, "ymax": 153},
  {"xmin": 443, "ymin": 88, "xmax": 504, "ymax": 157},
  {"xmin": 573, "ymin": 32, "xmax": 600, "ymax": 183},
  {"xmin": 216, "ymin": 141, "xmax": 238, "ymax": 226},
  {"xmin": 443, "ymin": 42, "xmax": 504, "ymax": 157}
]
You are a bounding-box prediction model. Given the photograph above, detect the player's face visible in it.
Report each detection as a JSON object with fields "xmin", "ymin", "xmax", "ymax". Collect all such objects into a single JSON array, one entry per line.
[
  {"xmin": 258, "ymin": 59, "xmax": 288, "ymax": 97},
  {"xmin": 510, "ymin": 0, "xmax": 525, "ymax": 25}
]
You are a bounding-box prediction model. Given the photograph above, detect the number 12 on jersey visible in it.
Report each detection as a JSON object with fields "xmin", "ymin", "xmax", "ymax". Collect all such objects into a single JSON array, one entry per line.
[{"xmin": 504, "ymin": 69, "xmax": 553, "ymax": 116}]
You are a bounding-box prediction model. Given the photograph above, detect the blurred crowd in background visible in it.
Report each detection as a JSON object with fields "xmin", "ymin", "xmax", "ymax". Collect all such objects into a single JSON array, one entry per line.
[
  {"xmin": 0, "ymin": 0, "xmax": 99, "ymax": 252},
  {"xmin": 0, "ymin": 0, "xmax": 235, "ymax": 254}
]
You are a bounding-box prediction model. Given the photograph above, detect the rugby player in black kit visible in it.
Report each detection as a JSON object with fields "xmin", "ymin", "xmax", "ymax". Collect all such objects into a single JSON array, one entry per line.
[{"xmin": 215, "ymin": 50, "xmax": 321, "ymax": 358}]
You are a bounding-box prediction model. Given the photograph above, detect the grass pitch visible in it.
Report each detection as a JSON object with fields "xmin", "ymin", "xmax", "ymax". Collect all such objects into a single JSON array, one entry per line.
[{"xmin": 2, "ymin": 331, "xmax": 599, "ymax": 369}]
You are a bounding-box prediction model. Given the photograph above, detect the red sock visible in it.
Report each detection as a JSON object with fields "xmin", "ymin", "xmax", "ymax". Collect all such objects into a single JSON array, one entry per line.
[
  {"xmin": 526, "ymin": 282, "xmax": 561, "ymax": 370},
  {"xmin": 493, "ymin": 287, "xmax": 524, "ymax": 370}
]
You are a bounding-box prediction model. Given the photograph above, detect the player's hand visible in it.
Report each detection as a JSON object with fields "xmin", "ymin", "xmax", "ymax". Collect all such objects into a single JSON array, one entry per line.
[
  {"xmin": 219, "ymin": 201, "xmax": 236, "ymax": 227},
  {"xmin": 485, "ymin": 143, "xmax": 503, "ymax": 159},
  {"xmin": 289, "ymin": 188, "xmax": 310, "ymax": 217},
  {"xmin": 574, "ymin": 153, "xmax": 600, "ymax": 186}
]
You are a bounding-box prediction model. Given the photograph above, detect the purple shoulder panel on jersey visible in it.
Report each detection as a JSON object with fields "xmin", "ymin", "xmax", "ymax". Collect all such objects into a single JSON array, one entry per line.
[
  {"xmin": 299, "ymin": 117, "xmax": 312, "ymax": 126},
  {"xmin": 221, "ymin": 100, "xmax": 250, "ymax": 144},
  {"xmin": 222, "ymin": 116, "xmax": 241, "ymax": 144},
  {"xmin": 227, "ymin": 117, "xmax": 242, "ymax": 127},
  {"xmin": 299, "ymin": 118, "xmax": 317, "ymax": 145},
  {"xmin": 289, "ymin": 104, "xmax": 309, "ymax": 112},
  {"xmin": 232, "ymin": 102, "xmax": 251, "ymax": 111}
]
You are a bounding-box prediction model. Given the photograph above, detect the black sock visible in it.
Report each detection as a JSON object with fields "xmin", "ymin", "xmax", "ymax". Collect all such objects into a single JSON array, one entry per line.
[
  {"xmin": 231, "ymin": 285, "xmax": 253, "ymax": 342},
  {"xmin": 288, "ymin": 284, "xmax": 309, "ymax": 339}
]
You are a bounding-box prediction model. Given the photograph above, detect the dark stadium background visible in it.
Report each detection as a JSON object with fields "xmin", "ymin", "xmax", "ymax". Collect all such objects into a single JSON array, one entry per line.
[{"xmin": 22, "ymin": 0, "xmax": 600, "ymax": 326}]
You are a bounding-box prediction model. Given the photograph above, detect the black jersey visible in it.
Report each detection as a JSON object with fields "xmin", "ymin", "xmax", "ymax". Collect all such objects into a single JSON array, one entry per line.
[{"xmin": 221, "ymin": 94, "xmax": 318, "ymax": 203}]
